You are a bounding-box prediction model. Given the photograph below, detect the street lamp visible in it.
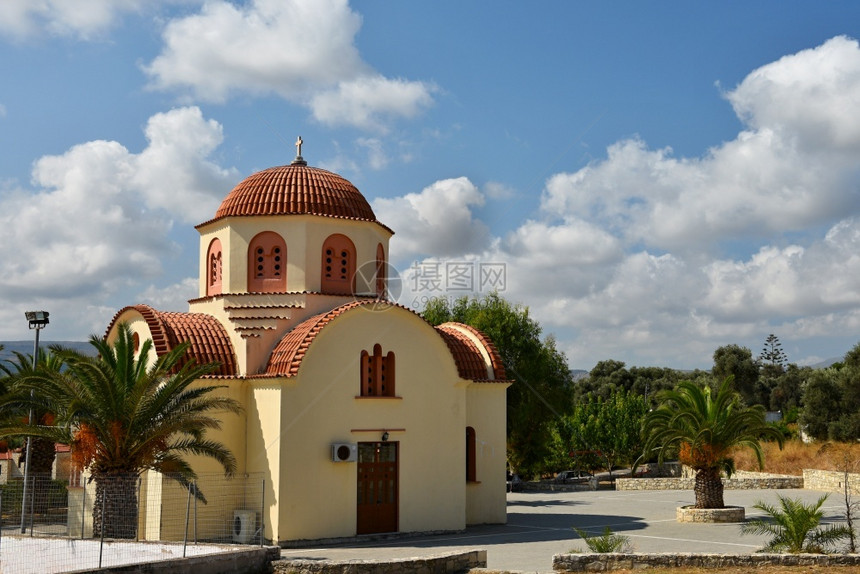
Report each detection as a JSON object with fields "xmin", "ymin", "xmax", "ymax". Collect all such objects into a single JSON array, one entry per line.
[{"xmin": 20, "ymin": 311, "xmax": 48, "ymax": 533}]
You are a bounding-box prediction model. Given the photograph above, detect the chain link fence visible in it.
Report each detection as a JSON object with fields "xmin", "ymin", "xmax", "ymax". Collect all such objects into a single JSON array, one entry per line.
[{"xmin": 0, "ymin": 471, "xmax": 266, "ymax": 573}]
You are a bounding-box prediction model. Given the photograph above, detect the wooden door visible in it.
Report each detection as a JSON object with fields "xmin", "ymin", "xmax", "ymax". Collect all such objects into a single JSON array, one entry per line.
[{"xmin": 357, "ymin": 442, "xmax": 398, "ymax": 534}]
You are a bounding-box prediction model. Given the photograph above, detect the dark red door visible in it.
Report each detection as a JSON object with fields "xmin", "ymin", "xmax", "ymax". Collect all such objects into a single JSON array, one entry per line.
[{"xmin": 357, "ymin": 442, "xmax": 398, "ymax": 534}]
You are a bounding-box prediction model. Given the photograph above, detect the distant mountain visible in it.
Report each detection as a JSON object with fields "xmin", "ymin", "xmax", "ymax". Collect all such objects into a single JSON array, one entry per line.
[
  {"xmin": 0, "ymin": 340, "xmax": 95, "ymax": 364},
  {"xmin": 809, "ymin": 357, "xmax": 841, "ymax": 369}
]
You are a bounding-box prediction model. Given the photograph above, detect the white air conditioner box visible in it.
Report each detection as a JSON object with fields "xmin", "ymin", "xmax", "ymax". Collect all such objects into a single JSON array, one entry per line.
[
  {"xmin": 331, "ymin": 442, "xmax": 357, "ymax": 462},
  {"xmin": 232, "ymin": 509, "xmax": 256, "ymax": 544}
]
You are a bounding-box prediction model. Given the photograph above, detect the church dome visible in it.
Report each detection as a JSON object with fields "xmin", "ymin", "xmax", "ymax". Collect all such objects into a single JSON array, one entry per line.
[{"xmin": 213, "ymin": 162, "xmax": 377, "ymax": 222}]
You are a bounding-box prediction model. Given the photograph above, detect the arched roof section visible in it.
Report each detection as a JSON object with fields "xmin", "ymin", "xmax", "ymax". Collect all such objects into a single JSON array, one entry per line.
[
  {"xmin": 263, "ymin": 302, "xmax": 508, "ymax": 383},
  {"xmin": 105, "ymin": 304, "xmax": 237, "ymax": 377},
  {"xmin": 206, "ymin": 164, "xmax": 379, "ymax": 224},
  {"xmin": 265, "ymin": 300, "xmax": 370, "ymax": 377},
  {"xmin": 435, "ymin": 322, "xmax": 508, "ymax": 382}
]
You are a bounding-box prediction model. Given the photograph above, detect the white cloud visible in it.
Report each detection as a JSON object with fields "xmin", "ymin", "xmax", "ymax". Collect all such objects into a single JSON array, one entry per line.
[
  {"xmin": 138, "ymin": 277, "xmax": 198, "ymax": 311},
  {"xmin": 0, "ymin": 107, "xmax": 236, "ymax": 338},
  {"xmin": 387, "ymin": 36, "xmax": 860, "ymax": 369},
  {"xmin": 0, "ymin": 0, "xmax": 157, "ymax": 42},
  {"xmin": 372, "ymin": 177, "xmax": 490, "ymax": 263},
  {"xmin": 356, "ymin": 138, "xmax": 389, "ymax": 170},
  {"xmin": 541, "ymin": 37, "xmax": 860, "ymax": 254},
  {"xmin": 310, "ymin": 76, "xmax": 436, "ymax": 132},
  {"xmin": 144, "ymin": 0, "xmax": 435, "ymax": 131}
]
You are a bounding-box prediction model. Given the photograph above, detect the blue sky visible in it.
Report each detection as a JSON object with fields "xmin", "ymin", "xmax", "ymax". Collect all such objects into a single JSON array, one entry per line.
[{"xmin": 2, "ymin": 1, "xmax": 860, "ymax": 370}]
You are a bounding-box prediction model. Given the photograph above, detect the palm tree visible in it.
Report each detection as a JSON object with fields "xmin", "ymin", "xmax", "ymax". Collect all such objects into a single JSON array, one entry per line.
[
  {"xmin": 0, "ymin": 350, "xmax": 66, "ymax": 478},
  {"xmin": 642, "ymin": 377, "xmax": 783, "ymax": 509},
  {"xmin": 14, "ymin": 324, "xmax": 241, "ymax": 538},
  {"xmin": 741, "ymin": 494, "xmax": 851, "ymax": 553},
  {"xmin": 0, "ymin": 349, "xmax": 67, "ymax": 517}
]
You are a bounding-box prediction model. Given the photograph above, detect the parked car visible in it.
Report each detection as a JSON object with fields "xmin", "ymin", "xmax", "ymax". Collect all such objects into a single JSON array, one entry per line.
[
  {"xmin": 554, "ymin": 469, "xmax": 592, "ymax": 484},
  {"xmin": 506, "ymin": 472, "xmax": 523, "ymax": 492}
]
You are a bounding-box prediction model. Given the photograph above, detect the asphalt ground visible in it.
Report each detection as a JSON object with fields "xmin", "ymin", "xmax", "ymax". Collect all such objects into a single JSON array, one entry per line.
[{"xmin": 278, "ymin": 487, "xmax": 849, "ymax": 572}]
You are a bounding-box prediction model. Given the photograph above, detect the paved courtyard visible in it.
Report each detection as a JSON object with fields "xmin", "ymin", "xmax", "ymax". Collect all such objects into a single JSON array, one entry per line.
[{"xmin": 279, "ymin": 487, "xmax": 849, "ymax": 572}]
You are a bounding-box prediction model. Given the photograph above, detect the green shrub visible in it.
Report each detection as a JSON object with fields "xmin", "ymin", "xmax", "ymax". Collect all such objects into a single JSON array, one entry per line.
[
  {"xmin": 740, "ymin": 494, "xmax": 851, "ymax": 553},
  {"xmin": 573, "ymin": 526, "xmax": 631, "ymax": 553}
]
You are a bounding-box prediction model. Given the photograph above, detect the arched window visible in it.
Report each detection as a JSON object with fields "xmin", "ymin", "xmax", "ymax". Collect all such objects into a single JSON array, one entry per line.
[
  {"xmin": 321, "ymin": 234, "xmax": 356, "ymax": 294},
  {"xmin": 206, "ymin": 238, "xmax": 223, "ymax": 297},
  {"xmin": 375, "ymin": 243, "xmax": 386, "ymax": 298},
  {"xmin": 466, "ymin": 427, "xmax": 477, "ymax": 482},
  {"xmin": 360, "ymin": 344, "xmax": 395, "ymax": 397},
  {"xmin": 248, "ymin": 231, "xmax": 287, "ymax": 293}
]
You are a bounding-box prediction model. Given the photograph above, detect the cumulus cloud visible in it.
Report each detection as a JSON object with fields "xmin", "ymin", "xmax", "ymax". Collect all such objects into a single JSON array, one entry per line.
[
  {"xmin": 542, "ymin": 36, "xmax": 860, "ymax": 256},
  {"xmin": 372, "ymin": 177, "xmax": 490, "ymax": 263},
  {"xmin": 310, "ymin": 76, "xmax": 436, "ymax": 132},
  {"xmin": 0, "ymin": 107, "xmax": 236, "ymax": 337},
  {"xmin": 144, "ymin": 0, "xmax": 435, "ymax": 131},
  {"xmin": 0, "ymin": 0, "xmax": 155, "ymax": 42},
  {"xmin": 386, "ymin": 36, "xmax": 860, "ymax": 369}
]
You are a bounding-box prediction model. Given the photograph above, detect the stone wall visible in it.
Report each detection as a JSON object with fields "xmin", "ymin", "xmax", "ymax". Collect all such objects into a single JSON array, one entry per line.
[
  {"xmin": 553, "ymin": 552, "xmax": 860, "ymax": 572},
  {"xmin": 803, "ymin": 469, "xmax": 860, "ymax": 495},
  {"xmin": 615, "ymin": 472, "xmax": 802, "ymax": 491},
  {"xmin": 273, "ymin": 549, "xmax": 486, "ymax": 574}
]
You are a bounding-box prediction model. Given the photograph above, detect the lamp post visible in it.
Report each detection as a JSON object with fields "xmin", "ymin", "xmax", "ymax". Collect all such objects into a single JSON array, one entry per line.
[{"xmin": 20, "ymin": 311, "xmax": 48, "ymax": 533}]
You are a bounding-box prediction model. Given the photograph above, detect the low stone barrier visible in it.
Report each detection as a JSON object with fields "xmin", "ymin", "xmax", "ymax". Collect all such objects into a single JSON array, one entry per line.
[
  {"xmin": 803, "ymin": 469, "xmax": 860, "ymax": 495},
  {"xmin": 272, "ymin": 549, "xmax": 486, "ymax": 574},
  {"xmin": 615, "ymin": 473, "xmax": 802, "ymax": 491},
  {"xmin": 553, "ymin": 552, "xmax": 860, "ymax": 572}
]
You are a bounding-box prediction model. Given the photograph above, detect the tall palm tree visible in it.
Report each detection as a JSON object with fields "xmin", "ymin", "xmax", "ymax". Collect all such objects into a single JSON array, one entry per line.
[
  {"xmin": 741, "ymin": 494, "xmax": 851, "ymax": 553},
  {"xmin": 14, "ymin": 324, "xmax": 241, "ymax": 538},
  {"xmin": 642, "ymin": 377, "xmax": 783, "ymax": 509}
]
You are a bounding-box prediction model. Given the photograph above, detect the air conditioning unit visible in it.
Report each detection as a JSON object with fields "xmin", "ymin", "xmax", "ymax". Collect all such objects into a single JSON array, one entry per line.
[
  {"xmin": 331, "ymin": 442, "xmax": 357, "ymax": 462},
  {"xmin": 232, "ymin": 509, "xmax": 256, "ymax": 544}
]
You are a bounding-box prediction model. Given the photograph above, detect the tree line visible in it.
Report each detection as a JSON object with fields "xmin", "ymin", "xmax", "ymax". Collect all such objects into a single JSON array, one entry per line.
[{"xmin": 424, "ymin": 294, "xmax": 860, "ymax": 479}]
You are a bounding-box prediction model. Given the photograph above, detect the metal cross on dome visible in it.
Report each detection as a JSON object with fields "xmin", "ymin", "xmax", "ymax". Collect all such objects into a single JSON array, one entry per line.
[{"xmin": 295, "ymin": 136, "xmax": 303, "ymax": 157}]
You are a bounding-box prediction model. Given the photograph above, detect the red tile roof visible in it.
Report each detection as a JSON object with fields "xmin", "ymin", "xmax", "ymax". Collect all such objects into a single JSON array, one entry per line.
[
  {"xmin": 435, "ymin": 323, "xmax": 508, "ymax": 382},
  {"xmin": 265, "ymin": 300, "xmax": 368, "ymax": 376},
  {"xmin": 106, "ymin": 305, "xmax": 238, "ymax": 377},
  {"xmin": 211, "ymin": 164, "xmax": 377, "ymax": 223},
  {"xmin": 263, "ymin": 301, "xmax": 508, "ymax": 382}
]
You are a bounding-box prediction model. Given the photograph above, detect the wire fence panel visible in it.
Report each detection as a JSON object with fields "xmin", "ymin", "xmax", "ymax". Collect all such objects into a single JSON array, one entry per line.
[{"xmin": 0, "ymin": 472, "xmax": 266, "ymax": 573}]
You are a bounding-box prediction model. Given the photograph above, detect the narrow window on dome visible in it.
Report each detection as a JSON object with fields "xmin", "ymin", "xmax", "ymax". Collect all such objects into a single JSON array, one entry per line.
[
  {"xmin": 321, "ymin": 234, "xmax": 356, "ymax": 294},
  {"xmin": 248, "ymin": 231, "xmax": 287, "ymax": 293},
  {"xmin": 375, "ymin": 243, "xmax": 386, "ymax": 298},
  {"xmin": 466, "ymin": 427, "xmax": 477, "ymax": 482},
  {"xmin": 206, "ymin": 238, "xmax": 223, "ymax": 297},
  {"xmin": 359, "ymin": 344, "xmax": 395, "ymax": 397}
]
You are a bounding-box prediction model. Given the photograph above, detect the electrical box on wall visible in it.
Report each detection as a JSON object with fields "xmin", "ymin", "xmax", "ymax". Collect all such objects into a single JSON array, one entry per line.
[{"xmin": 331, "ymin": 443, "xmax": 358, "ymax": 462}]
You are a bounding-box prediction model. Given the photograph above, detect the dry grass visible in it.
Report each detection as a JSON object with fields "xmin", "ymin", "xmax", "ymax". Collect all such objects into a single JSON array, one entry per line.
[{"xmin": 732, "ymin": 440, "xmax": 860, "ymax": 476}]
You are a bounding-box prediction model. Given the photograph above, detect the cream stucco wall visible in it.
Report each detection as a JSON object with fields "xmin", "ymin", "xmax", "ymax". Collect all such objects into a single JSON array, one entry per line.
[
  {"xmin": 271, "ymin": 305, "xmax": 468, "ymax": 542},
  {"xmin": 465, "ymin": 383, "xmax": 509, "ymax": 525},
  {"xmin": 106, "ymin": 310, "xmax": 159, "ymax": 367},
  {"xmin": 196, "ymin": 215, "xmax": 391, "ymax": 298}
]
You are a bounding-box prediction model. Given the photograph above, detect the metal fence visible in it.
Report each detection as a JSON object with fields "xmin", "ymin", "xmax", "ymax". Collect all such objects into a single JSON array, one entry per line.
[{"xmin": 0, "ymin": 471, "xmax": 266, "ymax": 573}]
